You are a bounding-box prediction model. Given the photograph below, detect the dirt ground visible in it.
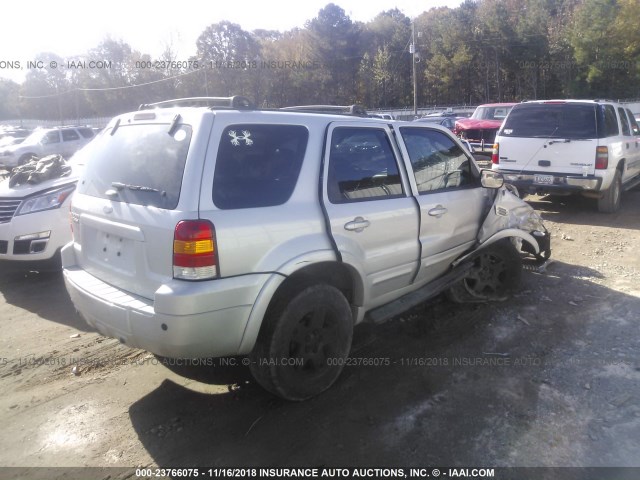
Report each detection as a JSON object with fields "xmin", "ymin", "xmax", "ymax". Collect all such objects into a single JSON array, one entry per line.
[{"xmin": 1, "ymin": 189, "xmax": 639, "ymax": 479}]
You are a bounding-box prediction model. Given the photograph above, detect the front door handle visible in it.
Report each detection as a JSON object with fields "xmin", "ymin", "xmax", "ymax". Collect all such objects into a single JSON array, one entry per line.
[
  {"xmin": 344, "ymin": 216, "xmax": 370, "ymax": 232},
  {"xmin": 428, "ymin": 205, "xmax": 448, "ymax": 218}
]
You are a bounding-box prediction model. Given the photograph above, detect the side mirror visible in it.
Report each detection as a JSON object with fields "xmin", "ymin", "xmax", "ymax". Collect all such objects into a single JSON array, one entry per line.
[{"xmin": 481, "ymin": 169, "xmax": 504, "ymax": 189}]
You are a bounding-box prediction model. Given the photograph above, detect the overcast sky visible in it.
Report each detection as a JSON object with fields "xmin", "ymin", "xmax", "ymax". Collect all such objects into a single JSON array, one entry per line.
[{"xmin": 0, "ymin": 0, "xmax": 459, "ymax": 82}]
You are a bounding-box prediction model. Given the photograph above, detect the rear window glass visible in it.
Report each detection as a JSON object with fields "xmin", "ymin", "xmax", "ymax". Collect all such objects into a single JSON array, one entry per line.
[
  {"xmin": 471, "ymin": 106, "xmax": 512, "ymax": 120},
  {"xmin": 501, "ymin": 103, "xmax": 597, "ymax": 139},
  {"xmin": 76, "ymin": 123, "xmax": 192, "ymax": 209},
  {"xmin": 212, "ymin": 124, "xmax": 308, "ymax": 209}
]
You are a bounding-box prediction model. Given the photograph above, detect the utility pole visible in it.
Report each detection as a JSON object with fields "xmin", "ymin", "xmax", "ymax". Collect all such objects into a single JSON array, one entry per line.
[{"xmin": 411, "ymin": 20, "xmax": 417, "ymax": 117}]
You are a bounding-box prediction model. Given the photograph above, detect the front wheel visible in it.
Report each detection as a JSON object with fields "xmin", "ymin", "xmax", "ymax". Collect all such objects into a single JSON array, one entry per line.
[
  {"xmin": 249, "ymin": 284, "xmax": 353, "ymax": 401},
  {"xmin": 448, "ymin": 240, "xmax": 522, "ymax": 303}
]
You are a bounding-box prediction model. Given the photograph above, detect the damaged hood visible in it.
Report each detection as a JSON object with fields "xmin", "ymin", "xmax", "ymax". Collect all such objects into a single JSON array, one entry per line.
[
  {"xmin": 455, "ymin": 118, "xmax": 503, "ymax": 131},
  {"xmin": 0, "ymin": 162, "xmax": 83, "ymax": 198},
  {"xmin": 478, "ymin": 186, "xmax": 546, "ymax": 243}
]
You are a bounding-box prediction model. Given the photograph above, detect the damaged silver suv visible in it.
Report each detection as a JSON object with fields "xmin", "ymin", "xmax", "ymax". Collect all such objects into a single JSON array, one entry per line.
[{"xmin": 62, "ymin": 97, "xmax": 550, "ymax": 400}]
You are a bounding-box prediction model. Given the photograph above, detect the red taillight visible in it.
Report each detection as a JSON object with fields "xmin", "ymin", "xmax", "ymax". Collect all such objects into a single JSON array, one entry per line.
[
  {"xmin": 491, "ymin": 143, "xmax": 499, "ymax": 164},
  {"xmin": 595, "ymin": 146, "xmax": 608, "ymax": 169},
  {"xmin": 173, "ymin": 220, "xmax": 218, "ymax": 280}
]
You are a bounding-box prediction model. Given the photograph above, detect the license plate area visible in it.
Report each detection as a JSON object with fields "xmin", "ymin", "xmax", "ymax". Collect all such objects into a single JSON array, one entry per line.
[
  {"xmin": 87, "ymin": 229, "xmax": 136, "ymax": 273},
  {"xmin": 534, "ymin": 174, "xmax": 554, "ymax": 185}
]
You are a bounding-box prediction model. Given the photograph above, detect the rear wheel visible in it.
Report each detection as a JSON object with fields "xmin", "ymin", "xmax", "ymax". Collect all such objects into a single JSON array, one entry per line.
[
  {"xmin": 448, "ymin": 240, "xmax": 522, "ymax": 303},
  {"xmin": 597, "ymin": 169, "xmax": 622, "ymax": 213},
  {"xmin": 249, "ymin": 284, "xmax": 353, "ymax": 401}
]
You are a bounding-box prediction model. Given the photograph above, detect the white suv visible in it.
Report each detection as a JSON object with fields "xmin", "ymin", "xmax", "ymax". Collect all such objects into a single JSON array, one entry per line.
[
  {"xmin": 0, "ymin": 126, "xmax": 95, "ymax": 169},
  {"xmin": 62, "ymin": 97, "xmax": 550, "ymax": 400},
  {"xmin": 492, "ymin": 100, "xmax": 640, "ymax": 212}
]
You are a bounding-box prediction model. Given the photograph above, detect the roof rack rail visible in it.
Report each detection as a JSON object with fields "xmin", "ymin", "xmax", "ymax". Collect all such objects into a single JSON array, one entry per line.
[
  {"xmin": 280, "ymin": 104, "xmax": 368, "ymax": 117},
  {"xmin": 139, "ymin": 96, "xmax": 255, "ymax": 110}
]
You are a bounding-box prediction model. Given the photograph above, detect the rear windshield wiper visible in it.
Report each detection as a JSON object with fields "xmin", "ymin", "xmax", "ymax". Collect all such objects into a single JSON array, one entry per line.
[
  {"xmin": 111, "ymin": 181, "xmax": 162, "ymax": 193},
  {"xmin": 106, "ymin": 182, "xmax": 167, "ymax": 200}
]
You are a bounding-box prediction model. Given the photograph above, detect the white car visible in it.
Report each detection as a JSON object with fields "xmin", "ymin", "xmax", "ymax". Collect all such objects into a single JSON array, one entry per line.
[
  {"xmin": 0, "ymin": 151, "xmax": 88, "ymax": 272},
  {"xmin": 0, "ymin": 126, "xmax": 94, "ymax": 169}
]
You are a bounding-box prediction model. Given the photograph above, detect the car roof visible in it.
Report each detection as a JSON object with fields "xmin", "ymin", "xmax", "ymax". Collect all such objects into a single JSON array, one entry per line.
[
  {"xmin": 477, "ymin": 103, "xmax": 517, "ymax": 107},
  {"xmin": 520, "ymin": 99, "xmax": 620, "ymax": 105}
]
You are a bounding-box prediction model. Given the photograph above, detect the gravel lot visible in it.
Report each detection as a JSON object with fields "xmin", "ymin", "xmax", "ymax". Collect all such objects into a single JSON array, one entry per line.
[{"xmin": 1, "ymin": 189, "xmax": 639, "ymax": 479}]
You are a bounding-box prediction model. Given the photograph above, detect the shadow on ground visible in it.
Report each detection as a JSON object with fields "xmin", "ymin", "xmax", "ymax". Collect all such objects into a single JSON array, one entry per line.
[
  {"xmin": 128, "ymin": 262, "xmax": 640, "ymax": 468},
  {"xmin": 0, "ymin": 270, "xmax": 90, "ymax": 332},
  {"xmin": 527, "ymin": 190, "xmax": 640, "ymax": 230}
]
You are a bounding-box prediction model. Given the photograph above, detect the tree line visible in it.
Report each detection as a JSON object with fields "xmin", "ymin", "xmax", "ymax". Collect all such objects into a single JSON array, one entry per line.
[{"xmin": 1, "ymin": 0, "xmax": 639, "ymax": 121}]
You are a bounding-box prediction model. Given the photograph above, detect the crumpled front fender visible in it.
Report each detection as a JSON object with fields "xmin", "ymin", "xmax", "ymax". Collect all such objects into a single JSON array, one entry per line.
[
  {"xmin": 452, "ymin": 228, "xmax": 539, "ymax": 267},
  {"xmin": 453, "ymin": 185, "xmax": 551, "ymax": 267}
]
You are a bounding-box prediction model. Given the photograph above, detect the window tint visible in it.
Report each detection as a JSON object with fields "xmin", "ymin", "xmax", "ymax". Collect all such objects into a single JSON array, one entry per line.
[
  {"xmin": 627, "ymin": 109, "xmax": 640, "ymax": 135},
  {"xmin": 76, "ymin": 123, "xmax": 192, "ymax": 209},
  {"xmin": 77, "ymin": 128, "xmax": 95, "ymax": 139},
  {"xmin": 327, "ymin": 127, "xmax": 404, "ymax": 203},
  {"xmin": 602, "ymin": 105, "xmax": 620, "ymax": 137},
  {"xmin": 619, "ymin": 108, "xmax": 631, "ymax": 136},
  {"xmin": 44, "ymin": 131, "xmax": 60, "ymax": 144},
  {"xmin": 400, "ymin": 127, "xmax": 474, "ymax": 194},
  {"xmin": 212, "ymin": 124, "xmax": 307, "ymax": 209},
  {"xmin": 501, "ymin": 104, "xmax": 597, "ymax": 139},
  {"xmin": 62, "ymin": 129, "xmax": 80, "ymax": 141}
]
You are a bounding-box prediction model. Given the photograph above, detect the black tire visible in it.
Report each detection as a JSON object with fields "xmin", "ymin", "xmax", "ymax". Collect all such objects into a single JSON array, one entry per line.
[
  {"xmin": 249, "ymin": 284, "xmax": 353, "ymax": 401},
  {"xmin": 447, "ymin": 240, "xmax": 522, "ymax": 303},
  {"xmin": 597, "ymin": 169, "xmax": 622, "ymax": 213}
]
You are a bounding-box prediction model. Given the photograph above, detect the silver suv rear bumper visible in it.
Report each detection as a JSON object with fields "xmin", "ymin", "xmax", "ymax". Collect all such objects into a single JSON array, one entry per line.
[{"xmin": 63, "ymin": 266, "xmax": 270, "ymax": 359}]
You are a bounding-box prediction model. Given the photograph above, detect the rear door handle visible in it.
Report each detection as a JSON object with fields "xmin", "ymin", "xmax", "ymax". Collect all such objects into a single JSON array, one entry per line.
[
  {"xmin": 344, "ymin": 216, "xmax": 370, "ymax": 232},
  {"xmin": 428, "ymin": 205, "xmax": 448, "ymax": 218}
]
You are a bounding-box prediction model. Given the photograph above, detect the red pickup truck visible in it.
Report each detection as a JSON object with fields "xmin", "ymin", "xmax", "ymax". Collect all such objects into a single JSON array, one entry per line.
[{"xmin": 454, "ymin": 103, "xmax": 516, "ymax": 155}]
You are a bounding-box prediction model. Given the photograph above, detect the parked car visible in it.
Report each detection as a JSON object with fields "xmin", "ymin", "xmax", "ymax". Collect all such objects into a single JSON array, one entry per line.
[
  {"xmin": 414, "ymin": 115, "xmax": 458, "ymax": 131},
  {"xmin": 62, "ymin": 97, "xmax": 550, "ymax": 400},
  {"xmin": 0, "ymin": 136, "xmax": 27, "ymax": 148},
  {"xmin": 369, "ymin": 113, "xmax": 395, "ymax": 120},
  {"xmin": 492, "ymin": 99, "xmax": 640, "ymax": 213},
  {"xmin": 0, "ymin": 148, "xmax": 91, "ymax": 272},
  {"xmin": 454, "ymin": 103, "xmax": 516, "ymax": 154},
  {"xmin": 0, "ymin": 127, "xmax": 32, "ymax": 154},
  {"xmin": 0, "ymin": 126, "xmax": 95, "ymax": 169}
]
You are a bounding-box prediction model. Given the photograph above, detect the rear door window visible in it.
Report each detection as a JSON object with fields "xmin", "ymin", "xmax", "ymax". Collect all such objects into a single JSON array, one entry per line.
[
  {"xmin": 62, "ymin": 129, "xmax": 80, "ymax": 141},
  {"xmin": 212, "ymin": 124, "xmax": 308, "ymax": 209},
  {"xmin": 44, "ymin": 131, "xmax": 60, "ymax": 144},
  {"xmin": 501, "ymin": 104, "xmax": 597, "ymax": 139},
  {"xmin": 327, "ymin": 127, "xmax": 404, "ymax": 203},
  {"xmin": 76, "ymin": 123, "xmax": 192, "ymax": 209},
  {"xmin": 77, "ymin": 128, "xmax": 95, "ymax": 139}
]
